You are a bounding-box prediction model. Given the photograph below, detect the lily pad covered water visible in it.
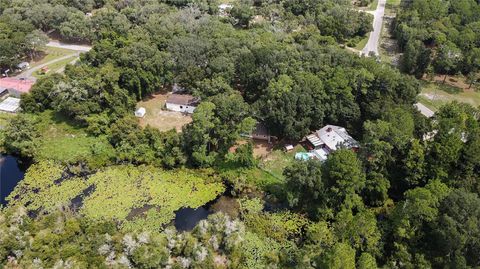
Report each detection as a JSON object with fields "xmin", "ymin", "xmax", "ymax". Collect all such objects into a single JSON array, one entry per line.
[{"xmin": 7, "ymin": 162, "xmax": 224, "ymax": 231}]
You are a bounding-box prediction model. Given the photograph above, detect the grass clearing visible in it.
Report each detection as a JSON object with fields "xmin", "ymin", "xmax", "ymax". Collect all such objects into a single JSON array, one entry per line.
[
  {"xmin": 28, "ymin": 46, "xmax": 78, "ymax": 69},
  {"xmin": 34, "ymin": 111, "xmax": 114, "ymax": 166},
  {"xmin": 137, "ymin": 93, "xmax": 192, "ymax": 132},
  {"xmin": 32, "ymin": 56, "xmax": 78, "ymax": 78},
  {"xmin": 355, "ymin": 34, "xmax": 370, "ymax": 50},
  {"xmin": 259, "ymin": 145, "xmax": 306, "ymax": 181},
  {"xmin": 368, "ymin": 0, "xmax": 379, "ymax": 10},
  {"xmin": 418, "ymin": 81, "xmax": 480, "ymax": 111}
]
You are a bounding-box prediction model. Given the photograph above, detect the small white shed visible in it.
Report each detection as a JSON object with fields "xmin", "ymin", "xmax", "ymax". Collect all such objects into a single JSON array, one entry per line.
[
  {"xmin": 0, "ymin": 97, "xmax": 21, "ymax": 113},
  {"xmin": 135, "ymin": 107, "xmax": 146, "ymax": 118}
]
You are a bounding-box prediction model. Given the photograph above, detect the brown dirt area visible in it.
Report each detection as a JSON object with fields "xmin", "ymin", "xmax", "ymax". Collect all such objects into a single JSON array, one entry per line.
[
  {"xmin": 230, "ymin": 139, "xmax": 275, "ymax": 158},
  {"xmin": 137, "ymin": 93, "xmax": 192, "ymax": 132}
]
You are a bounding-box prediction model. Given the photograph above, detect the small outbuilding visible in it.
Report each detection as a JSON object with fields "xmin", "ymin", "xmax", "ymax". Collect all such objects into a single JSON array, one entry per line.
[
  {"xmin": 0, "ymin": 97, "xmax": 21, "ymax": 113},
  {"xmin": 241, "ymin": 122, "xmax": 276, "ymax": 143},
  {"xmin": 16, "ymin": 62, "xmax": 30, "ymax": 70},
  {"xmin": 251, "ymin": 123, "xmax": 276, "ymax": 143},
  {"xmin": 135, "ymin": 107, "xmax": 146, "ymax": 118},
  {"xmin": 166, "ymin": 94, "xmax": 199, "ymax": 114}
]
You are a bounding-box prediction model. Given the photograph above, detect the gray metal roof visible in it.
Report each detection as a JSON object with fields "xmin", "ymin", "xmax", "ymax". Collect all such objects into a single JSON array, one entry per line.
[
  {"xmin": 0, "ymin": 97, "xmax": 20, "ymax": 113},
  {"xmin": 307, "ymin": 125, "xmax": 359, "ymax": 150}
]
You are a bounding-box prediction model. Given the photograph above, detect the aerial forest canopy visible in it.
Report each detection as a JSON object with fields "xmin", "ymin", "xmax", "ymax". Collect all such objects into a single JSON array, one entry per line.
[
  {"xmin": 1, "ymin": 0, "xmax": 480, "ymax": 268},
  {"xmin": 396, "ymin": 0, "xmax": 480, "ymax": 79}
]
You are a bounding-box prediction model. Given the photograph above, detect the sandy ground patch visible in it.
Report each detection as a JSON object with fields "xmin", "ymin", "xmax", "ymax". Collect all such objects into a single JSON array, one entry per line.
[
  {"xmin": 252, "ymin": 140, "xmax": 274, "ymax": 158},
  {"xmin": 137, "ymin": 93, "xmax": 192, "ymax": 132},
  {"xmin": 230, "ymin": 139, "xmax": 275, "ymax": 158}
]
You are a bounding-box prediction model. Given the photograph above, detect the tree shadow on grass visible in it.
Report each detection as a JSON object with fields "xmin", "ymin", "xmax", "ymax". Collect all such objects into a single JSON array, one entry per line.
[{"xmin": 47, "ymin": 110, "xmax": 86, "ymax": 132}]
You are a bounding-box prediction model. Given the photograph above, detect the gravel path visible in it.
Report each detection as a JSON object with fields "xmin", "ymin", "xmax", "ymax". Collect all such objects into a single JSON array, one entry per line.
[
  {"xmin": 47, "ymin": 41, "xmax": 92, "ymax": 52},
  {"xmin": 15, "ymin": 53, "xmax": 79, "ymax": 81}
]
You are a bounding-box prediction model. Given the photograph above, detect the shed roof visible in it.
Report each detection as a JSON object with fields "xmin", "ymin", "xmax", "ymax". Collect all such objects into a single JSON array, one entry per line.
[
  {"xmin": 166, "ymin": 94, "xmax": 199, "ymax": 106},
  {"xmin": 0, "ymin": 97, "xmax": 21, "ymax": 112},
  {"xmin": 252, "ymin": 123, "xmax": 269, "ymax": 136}
]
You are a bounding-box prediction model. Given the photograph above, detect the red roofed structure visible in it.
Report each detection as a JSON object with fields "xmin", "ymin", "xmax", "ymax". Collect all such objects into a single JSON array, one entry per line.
[{"xmin": 0, "ymin": 78, "xmax": 35, "ymax": 97}]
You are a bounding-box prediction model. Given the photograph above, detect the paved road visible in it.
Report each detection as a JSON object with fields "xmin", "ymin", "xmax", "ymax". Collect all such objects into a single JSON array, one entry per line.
[
  {"xmin": 415, "ymin": 103, "xmax": 435, "ymax": 118},
  {"xmin": 15, "ymin": 53, "xmax": 79, "ymax": 81},
  {"xmin": 47, "ymin": 41, "xmax": 92, "ymax": 52},
  {"xmin": 361, "ymin": 0, "xmax": 386, "ymax": 56},
  {"xmin": 14, "ymin": 40, "xmax": 91, "ymax": 80}
]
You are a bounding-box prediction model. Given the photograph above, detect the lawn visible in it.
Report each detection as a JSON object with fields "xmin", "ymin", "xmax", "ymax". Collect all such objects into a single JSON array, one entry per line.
[
  {"xmin": 32, "ymin": 55, "xmax": 78, "ymax": 78},
  {"xmin": 259, "ymin": 145, "xmax": 306, "ymax": 181},
  {"xmin": 29, "ymin": 46, "xmax": 79, "ymax": 69},
  {"xmin": 355, "ymin": 34, "xmax": 370, "ymax": 50},
  {"xmin": 34, "ymin": 111, "xmax": 115, "ymax": 166},
  {"xmin": 417, "ymin": 81, "xmax": 480, "ymax": 111},
  {"xmin": 137, "ymin": 93, "xmax": 192, "ymax": 132},
  {"xmin": 368, "ymin": 0, "xmax": 379, "ymax": 10}
]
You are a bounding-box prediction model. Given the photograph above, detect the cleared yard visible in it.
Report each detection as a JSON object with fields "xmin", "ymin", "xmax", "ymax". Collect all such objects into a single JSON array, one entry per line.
[
  {"xmin": 137, "ymin": 93, "xmax": 192, "ymax": 132},
  {"xmin": 28, "ymin": 46, "xmax": 79, "ymax": 69},
  {"xmin": 417, "ymin": 80, "xmax": 480, "ymax": 111},
  {"xmin": 32, "ymin": 55, "xmax": 78, "ymax": 78},
  {"xmin": 259, "ymin": 145, "xmax": 306, "ymax": 181}
]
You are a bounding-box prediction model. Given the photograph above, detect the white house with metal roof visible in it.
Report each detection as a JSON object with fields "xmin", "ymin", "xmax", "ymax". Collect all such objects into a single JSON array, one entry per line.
[
  {"xmin": 307, "ymin": 125, "xmax": 359, "ymax": 151},
  {"xmin": 301, "ymin": 125, "xmax": 359, "ymax": 161}
]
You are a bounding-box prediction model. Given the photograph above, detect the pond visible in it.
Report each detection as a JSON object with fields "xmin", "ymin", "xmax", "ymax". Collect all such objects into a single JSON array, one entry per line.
[
  {"xmin": 0, "ymin": 155, "xmax": 27, "ymax": 205},
  {"xmin": 174, "ymin": 195, "xmax": 240, "ymax": 232},
  {"xmin": 174, "ymin": 206, "xmax": 210, "ymax": 232}
]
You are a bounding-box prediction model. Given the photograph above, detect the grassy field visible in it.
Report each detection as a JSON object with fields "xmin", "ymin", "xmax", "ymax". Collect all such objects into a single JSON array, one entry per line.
[
  {"xmin": 259, "ymin": 145, "xmax": 306, "ymax": 181},
  {"xmin": 35, "ymin": 111, "xmax": 114, "ymax": 166},
  {"xmin": 32, "ymin": 56, "xmax": 78, "ymax": 78},
  {"xmin": 417, "ymin": 81, "xmax": 480, "ymax": 111},
  {"xmin": 29, "ymin": 46, "xmax": 78, "ymax": 69}
]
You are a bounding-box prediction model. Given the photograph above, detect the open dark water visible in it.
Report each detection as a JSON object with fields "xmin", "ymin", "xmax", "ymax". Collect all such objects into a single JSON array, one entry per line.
[
  {"xmin": 0, "ymin": 155, "xmax": 26, "ymax": 205},
  {"xmin": 174, "ymin": 206, "xmax": 211, "ymax": 231}
]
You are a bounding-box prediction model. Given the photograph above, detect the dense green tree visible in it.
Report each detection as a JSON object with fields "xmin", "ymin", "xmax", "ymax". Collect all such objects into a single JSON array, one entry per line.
[
  {"xmin": 231, "ymin": 0, "xmax": 254, "ymax": 27},
  {"xmin": 401, "ymin": 39, "xmax": 432, "ymax": 78},
  {"xmin": 256, "ymin": 73, "xmax": 326, "ymax": 140},
  {"xmin": 283, "ymin": 160, "xmax": 325, "ymax": 214},
  {"xmin": 317, "ymin": 242, "xmax": 356, "ymax": 269},
  {"xmin": 323, "ymin": 149, "xmax": 366, "ymax": 211},
  {"xmin": 2, "ymin": 114, "xmax": 39, "ymax": 158},
  {"xmin": 430, "ymin": 189, "xmax": 480, "ymax": 267}
]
